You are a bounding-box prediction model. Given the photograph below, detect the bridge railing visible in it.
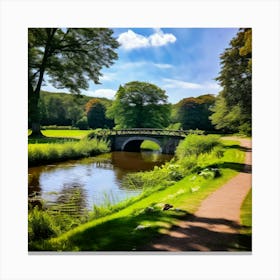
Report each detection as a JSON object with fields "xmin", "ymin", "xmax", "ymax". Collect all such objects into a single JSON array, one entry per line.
[{"xmin": 89, "ymin": 128, "xmax": 191, "ymax": 138}]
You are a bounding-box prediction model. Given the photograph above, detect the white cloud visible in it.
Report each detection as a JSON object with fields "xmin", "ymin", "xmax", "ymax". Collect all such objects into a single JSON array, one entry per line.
[
  {"xmin": 82, "ymin": 89, "xmax": 116, "ymax": 99},
  {"xmin": 149, "ymin": 29, "xmax": 176, "ymax": 47},
  {"xmin": 117, "ymin": 30, "xmax": 149, "ymax": 50},
  {"xmin": 163, "ymin": 78, "xmax": 203, "ymax": 89},
  {"xmin": 162, "ymin": 78, "xmax": 221, "ymax": 91},
  {"xmin": 116, "ymin": 61, "xmax": 173, "ymax": 70},
  {"xmin": 117, "ymin": 61, "xmax": 147, "ymax": 69},
  {"xmin": 153, "ymin": 63, "xmax": 173, "ymax": 69},
  {"xmin": 117, "ymin": 29, "xmax": 176, "ymax": 50}
]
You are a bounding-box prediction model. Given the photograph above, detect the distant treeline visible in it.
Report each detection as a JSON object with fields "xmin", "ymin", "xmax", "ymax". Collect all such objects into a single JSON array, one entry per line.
[
  {"xmin": 29, "ymin": 91, "xmax": 114, "ymax": 130},
  {"xmin": 30, "ymin": 91, "xmax": 222, "ymax": 132},
  {"xmin": 30, "ymin": 91, "xmax": 224, "ymax": 132}
]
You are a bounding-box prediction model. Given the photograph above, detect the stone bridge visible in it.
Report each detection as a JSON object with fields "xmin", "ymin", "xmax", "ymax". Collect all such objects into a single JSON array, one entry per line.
[{"xmin": 93, "ymin": 129, "xmax": 188, "ymax": 154}]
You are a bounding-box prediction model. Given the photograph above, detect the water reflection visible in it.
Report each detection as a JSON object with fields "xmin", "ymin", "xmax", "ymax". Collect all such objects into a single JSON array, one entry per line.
[
  {"xmin": 28, "ymin": 151, "xmax": 172, "ymax": 213},
  {"xmin": 48, "ymin": 183, "xmax": 88, "ymax": 218}
]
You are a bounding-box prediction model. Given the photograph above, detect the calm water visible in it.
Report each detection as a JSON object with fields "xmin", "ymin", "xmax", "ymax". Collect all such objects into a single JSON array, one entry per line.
[{"xmin": 28, "ymin": 151, "xmax": 173, "ymax": 212}]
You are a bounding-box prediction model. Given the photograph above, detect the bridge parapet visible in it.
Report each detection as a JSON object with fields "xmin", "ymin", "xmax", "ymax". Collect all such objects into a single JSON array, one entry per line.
[{"xmin": 91, "ymin": 128, "xmax": 189, "ymax": 137}]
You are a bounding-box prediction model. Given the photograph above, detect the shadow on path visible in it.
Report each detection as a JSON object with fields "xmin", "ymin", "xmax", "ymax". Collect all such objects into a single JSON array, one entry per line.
[{"xmin": 139, "ymin": 212, "xmax": 251, "ymax": 252}]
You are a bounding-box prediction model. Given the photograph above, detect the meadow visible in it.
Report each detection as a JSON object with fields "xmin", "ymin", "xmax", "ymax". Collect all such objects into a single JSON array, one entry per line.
[{"xmin": 28, "ymin": 130, "xmax": 109, "ymax": 166}]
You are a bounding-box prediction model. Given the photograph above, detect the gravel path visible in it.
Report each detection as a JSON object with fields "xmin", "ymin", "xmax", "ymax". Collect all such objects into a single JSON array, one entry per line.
[{"xmin": 141, "ymin": 137, "xmax": 252, "ymax": 251}]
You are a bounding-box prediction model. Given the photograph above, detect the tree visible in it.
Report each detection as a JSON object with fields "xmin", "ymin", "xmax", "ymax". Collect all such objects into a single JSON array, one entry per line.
[
  {"xmin": 28, "ymin": 28, "xmax": 119, "ymax": 136},
  {"xmin": 210, "ymin": 28, "xmax": 252, "ymax": 135},
  {"xmin": 85, "ymin": 98, "xmax": 113, "ymax": 129},
  {"xmin": 46, "ymin": 97, "xmax": 68, "ymax": 125},
  {"xmin": 172, "ymin": 94, "xmax": 216, "ymax": 131},
  {"xmin": 75, "ymin": 116, "xmax": 89, "ymax": 130},
  {"xmin": 107, "ymin": 81, "xmax": 171, "ymax": 129}
]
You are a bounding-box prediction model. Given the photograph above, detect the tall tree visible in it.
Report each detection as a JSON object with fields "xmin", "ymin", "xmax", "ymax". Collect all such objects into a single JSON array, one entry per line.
[
  {"xmin": 28, "ymin": 28, "xmax": 119, "ymax": 136},
  {"xmin": 210, "ymin": 28, "xmax": 252, "ymax": 135},
  {"xmin": 107, "ymin": 81, "xmax": 170, "ymax": 129},
  {"xmin": 85, "ymin": 98, "xmax": 113, "ymax": 129},
  {"xmin": 173, "ymin": 94, "xmax": 216, "ymax": 131}
]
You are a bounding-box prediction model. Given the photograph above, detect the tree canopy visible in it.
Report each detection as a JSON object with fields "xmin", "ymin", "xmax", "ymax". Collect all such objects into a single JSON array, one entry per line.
[
  {"xmin": 210, "ymin": 28, "xmax": 252, "ymax": 135},
  {"xmin": 85, "ymin": 98, "xmax": 114, "ymax": 129},
  {"xmin": 107, "ymin": 81, "xmax": 171, "ymax": 129},
  {"xmin": 28, "ymin": 28, "xmax": 119, "ymax": 136},
  {"xmin": 172, "ymin": 94, "xmax": 216, "ymax": 131}
]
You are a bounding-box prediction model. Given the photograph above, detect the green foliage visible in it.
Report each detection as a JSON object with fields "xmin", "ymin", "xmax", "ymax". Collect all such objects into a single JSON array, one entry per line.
[
  {"xmin": 75, "ymin": 116, "xmax": 89, "ymax": 130},
  {"xmin": 140, "ymin": 140, "xmax": 161, "ymax": 151},
  {"xmin": 167, "ymin": 122, "xmax": 182, "ymax": 130},
  {"xmin": 240, "ymin": 189, "xmax": 252, "ymax": 234},
  {"xmin": 85, "ymin": 98, "xmax": 114, "ymax": 129},
  {"xmin": 28, "ymin": 205, "xmax": 89, "ymax": 250},
  {"xmin": 28, "ymin": 28, "xmax": 119, "ymax": 135},
  {"xmin": 37, "ymin": 91, "xmax": 115, "ymax": 130},
  {"xmin": 28, "ymin": 137, "xmax": 109, "ymax": 166},
  {"xmin": 211, "ymin": 28, "xmax": 252, "ymax": 135},
  {"xmin": 172, "ymin": 94, "xmax": 216, "ymax": 131},
  {"xmin": 107, "ymin": 81, "xmax": 171, "ymax": 128},
  {"xmin": 42, "ymin": 125, "xmax": 78, "ymax": 130},
  {"xmin": 123, "ymin": 135, "xmax": 222, "ymax": 191},
  {"xmin": 28, "ymin": 206, "xmax": 60, "ymax": 242},
  {"xmin": 175, "ymin": 134, "xmax": 220, "ymax": 159}
]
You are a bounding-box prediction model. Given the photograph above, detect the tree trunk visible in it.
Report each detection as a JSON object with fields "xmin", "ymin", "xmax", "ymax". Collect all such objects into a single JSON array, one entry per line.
[
  {"xmin": 28, "ymin": 28, "xmax": 57, "ymax": 137},
  {"xmin": 28, "ymin": 82, "xmax": 43, "ymax": 137}
]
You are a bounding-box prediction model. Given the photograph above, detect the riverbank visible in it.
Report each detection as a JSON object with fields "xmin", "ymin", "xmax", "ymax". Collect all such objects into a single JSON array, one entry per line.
[
  {"xmin": 29, "ymin": 136, "xmax": 249, "ymax": 251},
  {"xmin": 141, "ymin": 137, "xmax": 252, "ymax": 251},
  {"xmin": 28, "ymin": 137, "xmax": 110, "ymax": 167}
]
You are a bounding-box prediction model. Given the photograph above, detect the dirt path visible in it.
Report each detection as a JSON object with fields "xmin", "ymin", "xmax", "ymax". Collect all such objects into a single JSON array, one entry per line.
[{"xmin": 141, "ymin": 137, "xmax": 252, "ymax": 251}]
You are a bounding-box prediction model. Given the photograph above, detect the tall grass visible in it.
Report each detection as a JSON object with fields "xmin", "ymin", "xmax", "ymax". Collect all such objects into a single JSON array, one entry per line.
[
  {"xmin": 175, "ymin": 134, "xmax": 220, "ymax": 158},
  {"xmin": 28, "ymin": 138, "xmax": 109, "ymax": 166},
  {"xmin": 123, "ymin": 134, "xmax": 223, "ymax": 190}
]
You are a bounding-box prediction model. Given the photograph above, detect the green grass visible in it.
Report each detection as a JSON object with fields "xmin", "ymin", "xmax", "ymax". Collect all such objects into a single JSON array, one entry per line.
[
  {"xmin": 42, "ymin": 130, "xmax": 91, "ymax": 139},
  {"xmin": 237, "ymin": 188, "xmax": 252, "ymax": 250},
  {"xmin": 140, "ymin": 140, "xmax": 161, "ymax": 151},
  {"xmin": 28, "ymin": 129, "xmax": 91, "ymax": 140},
  {"xmin": 240, "ymin": 188, "xmax": 252, "ymax": 234},
  {"xmin": 34, "ymin": 138, "xmax": 246, "ymax": 251},
  {"xmin": 28, "ymin": 138, "xmax": 109, "ymax": 166}
]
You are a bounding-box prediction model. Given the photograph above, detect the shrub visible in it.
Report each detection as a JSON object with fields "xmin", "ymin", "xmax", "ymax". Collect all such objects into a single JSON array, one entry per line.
[
  {"xmin": 28, "ymin": 207, "xmax": 60, "ymax": 242},
  {"xmin": 176, "ymin": 134, "xmax": 220, "ymax": 159},
  {"xmin": 75, "ymin": 117, "xmax": 89, "ymax": 130}
]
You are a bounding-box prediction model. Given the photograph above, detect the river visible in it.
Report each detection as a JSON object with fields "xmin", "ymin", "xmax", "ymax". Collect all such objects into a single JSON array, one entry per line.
[{"xmin": 28, "ymin": 151, "xmax": 173, "ymax": 213}]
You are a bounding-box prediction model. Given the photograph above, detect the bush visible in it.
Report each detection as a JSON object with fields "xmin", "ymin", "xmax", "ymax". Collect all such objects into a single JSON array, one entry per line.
[
  {"xmin": 28, "ymin": 207, "xmax": 60, "ymax": 242},
  {"xmin": 167, "ymin": 123, "xmax": 182, "ymax": 130},
  {"xmin": 176, "ymin": 134, "xmax": 220, "ymax": 159},
  {"xmin": 75, "ymin": 117, "xmax": 89, "ymax": 130},
  {"xmin": 238, "ymin": 122, "xmax": 251, "ymax": 136}
]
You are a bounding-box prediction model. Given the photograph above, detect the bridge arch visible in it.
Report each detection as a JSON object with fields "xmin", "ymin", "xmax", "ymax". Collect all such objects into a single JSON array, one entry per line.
[{"xmin": 121, "ymin": 136, "xmax": 163, "ymax": 153}]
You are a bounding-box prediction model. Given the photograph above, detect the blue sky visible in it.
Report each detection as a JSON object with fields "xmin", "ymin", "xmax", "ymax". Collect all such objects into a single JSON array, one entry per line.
[{"xmin": 43, "ymin": 28, "xmax": 239, "ymax": 104}]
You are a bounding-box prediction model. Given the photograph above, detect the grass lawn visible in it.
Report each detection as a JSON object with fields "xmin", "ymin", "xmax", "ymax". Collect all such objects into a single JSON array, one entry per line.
[
  {"xmin": 240, "ymin": 188, "xmax": 252, "ymax": 234},
  {"xmin": 42, "ymin": 129, "xmax": 91, "ymax": 139},
  {"xmin": 28, "ymin": 129, "xmax": 92, "ymax": 144},
  {"xmin": 40, "ymin": 139, "xmax": 248, "ymax": 251}
]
